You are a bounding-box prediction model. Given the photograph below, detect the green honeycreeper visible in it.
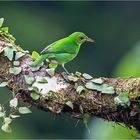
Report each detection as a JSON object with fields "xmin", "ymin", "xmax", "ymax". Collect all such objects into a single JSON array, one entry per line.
[{"xmin": 32, "ymin": 32, "xmax": 95, "ymax": 73}]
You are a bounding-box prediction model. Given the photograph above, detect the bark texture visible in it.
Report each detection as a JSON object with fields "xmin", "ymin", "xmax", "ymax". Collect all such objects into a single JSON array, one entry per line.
[{"xmin": 0, "ymin": 33, "xmax": 140, "ymax": 132}]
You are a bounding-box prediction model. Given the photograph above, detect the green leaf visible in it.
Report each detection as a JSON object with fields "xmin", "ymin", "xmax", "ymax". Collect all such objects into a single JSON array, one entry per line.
[
  {"xmin": 83, "ymin": 113, "xmax": 90, "ymax": 126},
  {"xmin": 4, "ymin": 117, "xmax": 12, "ymax": 124},
  {"xmin": 1, "ymin": 124, "xmax": 12, "ymax": 133},
  {"xmin": 9, "ymin": 67, "xmax": 22, "ymax": 75},
  {"xmin": 85, "ymin": 82, "xmax": 102, "ymax": 91},
  {"xmin": 67, "ymin": 75, "xmax": 78, "ymax": 82},
  {"xmin": 82, "ymin": 73, "xmax": 93, "ymax": 80},
  {"xmin": 7, "ymin": 34, "xmax": 16, "ymax": 43},
  {"xmin": 49, "ymin": 63, "xmax": 58, "ymax": 68},
  {"xmin": 4, "ymin": 47, "xmax": 14, "ymax": 61},
  {"xmin": 18, "ymin": 107, "xmax": 32, "ymax": 114},
  {"xmin": 114, "ymin": 92, "xmax": 130, "ymax": 107},
  {"xmin": 0, "ymin": 18, "xmax": 4, "ymax": 28},
  {"xmin": 31, "ymin": 51, "xmax": 40, "ymax": 60},
  {"xmin": 0, "ymin": 82, "xmax": 8, "ymax": 87},
  {"xmin": 0, "ymin": 112, "xmax": 4, "ymax": 117},
  {"xmin": 15, "ymin": 52, "xmax": 25, "ymax": 60},
  {"xmin": 13, "ymin": 61, "xmax": 20, "ymax": 66},
  {"xmin": 0, "ymin": 27, "xmax": 9, "ymax": 33},
  {"xmin": 85, "ymin": 82, "xmax": 115, "ymax": 94},
  {"xmin": 66, "ymin": 101, "xmax": 73, "ymax": 110},
  {"xmin": 76, "ymin": 85, "xmax": 85, "ymax": 94},
  {"xmin": 28, "ymin": 86, "xmax": 39, "ymax": 93},
  {"xmin": 9, "ymin": 98, "xmax": 18, "ymax": 108},
  {"xmin": 31, "ymin": 66, "xmax": 40, "ymax": 72},
  {"xmin": 75, "ymin": 71, "xmax": 81, "ymax": 77},
  {"xmin": 10, "ymin": 114, "xmax": 20, "ymax": 118},
  {"xmin": 30, "ymin": 92, "xmax": 40, "ymax": 100},
  {"xmin": 46, "ymin": 68, "xmax": 55, "ymax": 77},
  {"xmin": 91, "ymin": 78, "xmax": 103, "ymax": 84},
  {"xmin": 32, "ymin": 86, "xmax": 39, "ymax": 93},
  {"xmin": 36, "ymin": 77, "xmax": 48, "ymax": 83},
  {"xmin": 24, "ymin": 75, "xmax": 35, "ymax": 85},
  {"xmin": 101, "ymin": 84, "xmax": 115, "ymax": 94},
  {"xmin": 22, "ymin": 50, "xmax": 29, "ymax": 54}
]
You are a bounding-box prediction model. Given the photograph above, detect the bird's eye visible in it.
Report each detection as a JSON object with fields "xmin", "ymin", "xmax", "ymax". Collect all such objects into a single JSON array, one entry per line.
[{"xmin": 80, "ymin": 37, "xmax": 84, "ymax": 40}]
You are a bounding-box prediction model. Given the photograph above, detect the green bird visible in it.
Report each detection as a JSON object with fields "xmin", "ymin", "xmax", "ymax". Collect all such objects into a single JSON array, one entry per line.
[{"xmin": 32, "ymin": 32, "xmax": 95, "ymax": 74}]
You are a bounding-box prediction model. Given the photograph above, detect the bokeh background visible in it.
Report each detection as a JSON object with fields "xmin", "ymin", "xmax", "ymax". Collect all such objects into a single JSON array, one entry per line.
[{"xmin": 0, "ymin": 1, "xmax": 140, "ymax": 139}]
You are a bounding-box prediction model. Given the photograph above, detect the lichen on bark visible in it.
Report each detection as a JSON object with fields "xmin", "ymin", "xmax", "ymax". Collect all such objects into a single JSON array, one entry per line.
[{"xmin": 0, "ymin": 27, "xmax": 140, "ymax": 133}]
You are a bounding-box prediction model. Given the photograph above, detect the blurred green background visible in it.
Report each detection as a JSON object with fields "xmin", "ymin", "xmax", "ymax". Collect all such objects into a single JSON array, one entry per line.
[{"xmin": 0, "ymin": 1, "xmax": 140, "ymax": 139}]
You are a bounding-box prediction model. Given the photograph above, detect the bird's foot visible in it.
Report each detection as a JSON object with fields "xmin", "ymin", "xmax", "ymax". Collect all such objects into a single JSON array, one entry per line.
[{"xmin": 61, "ymin": 64, "xmax": 70, "ymax": 75}]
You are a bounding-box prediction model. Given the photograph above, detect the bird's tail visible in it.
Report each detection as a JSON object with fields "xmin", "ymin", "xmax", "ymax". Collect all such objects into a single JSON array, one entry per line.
[{"xmin": 31, "ymin": 54, "xmax": 49, "ymax": 67}]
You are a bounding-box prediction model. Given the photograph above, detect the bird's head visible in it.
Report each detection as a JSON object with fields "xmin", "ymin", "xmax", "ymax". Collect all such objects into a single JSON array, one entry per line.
[{"xmin": 69, "ymin": 32, "xmax": 95, "ymax": 45}]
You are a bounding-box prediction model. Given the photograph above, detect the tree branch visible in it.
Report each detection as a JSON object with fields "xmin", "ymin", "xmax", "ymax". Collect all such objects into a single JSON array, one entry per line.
[{"xmin": 0, "ymin": 31, "xmax": 140, "ymax": 132}]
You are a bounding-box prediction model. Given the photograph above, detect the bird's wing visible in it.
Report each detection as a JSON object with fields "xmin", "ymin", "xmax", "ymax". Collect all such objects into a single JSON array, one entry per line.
[
  {"xmin": 41, "ymin": 37, "xmax": 73, "ymax": 54},
  {"xmin": 40, "ymin": 40, "xmax": 59, "ymax": 54}
]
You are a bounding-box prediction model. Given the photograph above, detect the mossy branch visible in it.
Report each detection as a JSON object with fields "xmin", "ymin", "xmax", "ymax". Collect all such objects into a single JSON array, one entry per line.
[{"xmin": 0, "ymin": 31, "xmax": 140, "ymax": 132}]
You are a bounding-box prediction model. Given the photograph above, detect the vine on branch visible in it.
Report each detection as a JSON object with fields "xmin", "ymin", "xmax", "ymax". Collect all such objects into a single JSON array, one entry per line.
[{"xmin": 0, "ymin": 18, "xmax": 140, "ymax": 135}]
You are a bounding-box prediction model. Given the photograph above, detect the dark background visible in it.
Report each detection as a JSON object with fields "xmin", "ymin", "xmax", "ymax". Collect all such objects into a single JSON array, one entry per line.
[{"xmin": 0, "ymin": 1, "xmax": 140, "ymax": 139}]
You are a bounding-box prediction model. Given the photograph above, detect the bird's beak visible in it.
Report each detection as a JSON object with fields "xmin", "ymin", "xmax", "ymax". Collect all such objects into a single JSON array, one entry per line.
[{"xmin": 86, "ymin": 38, "xmax": 96, "ymax": 43}]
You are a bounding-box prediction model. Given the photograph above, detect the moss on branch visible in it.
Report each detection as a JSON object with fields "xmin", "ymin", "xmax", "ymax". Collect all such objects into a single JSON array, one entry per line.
[{"xmin": 0, "ymin": 29, "xmax": 140, "ymax": 133}]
